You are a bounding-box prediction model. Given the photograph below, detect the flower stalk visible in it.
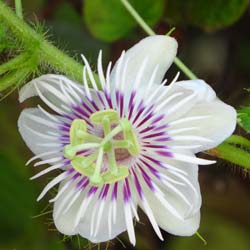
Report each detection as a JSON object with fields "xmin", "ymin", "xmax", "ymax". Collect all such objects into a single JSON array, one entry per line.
[{"xmin": 206, "ymin": 135, "xmax": 250, "ymax": 170}]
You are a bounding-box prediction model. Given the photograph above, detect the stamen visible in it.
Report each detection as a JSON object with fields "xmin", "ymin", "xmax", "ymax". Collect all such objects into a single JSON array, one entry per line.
[{"xmin": 63, "ymin": 109, "xmax": 140, "ymax": 186}]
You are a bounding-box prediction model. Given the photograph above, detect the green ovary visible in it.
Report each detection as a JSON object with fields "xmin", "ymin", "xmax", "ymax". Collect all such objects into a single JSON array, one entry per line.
[{"xmin": 63, "ymin": 109, "xmax": 140, "ymax": 186}]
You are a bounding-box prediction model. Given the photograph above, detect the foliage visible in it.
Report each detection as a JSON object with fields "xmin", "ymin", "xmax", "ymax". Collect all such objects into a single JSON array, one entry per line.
[
  {"xmin": 238, "ymin": 106, "xmax": 250, "ymax": 132},
  {"xmin": 165, "ymin": 0, "xmax": 249, "ymax": 31},
  {"xmin": 83, "ymin": 0, "xmax": 249, "ymax": 42},
  {"xmin": 83, "ymin": 0, "xmax": 165, "ymax": 41}
]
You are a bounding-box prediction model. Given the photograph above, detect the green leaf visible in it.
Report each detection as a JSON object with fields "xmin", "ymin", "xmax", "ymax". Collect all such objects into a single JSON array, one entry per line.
[
  {"xmin": 237, "ymin": 106, "xmax": 250, "ymax": 133},
  {"xmin": 83, "ymin": 0, "xmax": 165, "ymax": 42},
  {"xmin": 166, "ymin": 0, "xmax": 249, "ymax": 31},
  {"xmin": 54, "ymin": 2, "xmax": 81, "ymax": 24}
]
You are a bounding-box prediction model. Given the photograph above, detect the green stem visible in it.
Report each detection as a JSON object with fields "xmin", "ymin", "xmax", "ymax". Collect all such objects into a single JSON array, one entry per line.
[
  {"xmin": 120, "ymin": 0, "xmax": 155, "ymax": 36},
  {"xmin": 15, "ymin": 0, "xmax": 23, "ymax": 19},
  {"xmin": 210, "ymin": 143, "xmax": 250, "ymax": 170},
  {"xmin": 225, "ymin": 135, "xmax": 250, "ymax": 147},
  {"xmin": 0, "ymin": 67, "xmax": 31, "ymax": 91},
  {"xmin": 173, "ymin": 57, "xmax": 197, "ymax": 80},
  {"xmin": 195, "ymin": 231, "xmax": 207, "ymax": 245},
  {"xmin": 0, "ymin": 52, "xmax": 29, "ymax": 75},
  {"xmin": 0, "ymin": 1, "xmax": 84, "ymax": 82},
  {"xmin": 120, "ymin": 0, "xmax": 198, "ymax": 80}
]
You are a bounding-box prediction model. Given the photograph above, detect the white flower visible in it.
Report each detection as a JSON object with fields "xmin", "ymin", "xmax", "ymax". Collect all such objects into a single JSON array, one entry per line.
[{"xmin": 18, "ymin": 35, "xmax": 236, "ymax": 245}]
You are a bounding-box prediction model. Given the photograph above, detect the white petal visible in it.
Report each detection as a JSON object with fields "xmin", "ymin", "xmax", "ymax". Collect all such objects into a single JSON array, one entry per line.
[
  {"xmin": 18, "ymin": 108, "xmax": 63, "ymax": 161},
  {"xmin": 141, "ymin": 150, "xmax": 202, "ymax": 215},
  {"xmin": 53, "ymin": 179, "xmax": 82, "ymax": 235},
  {"xmin": 54, "ymin": 181, "xmax": 128, "ymax": 243},
  {"xmin": 110, "ymin": 35, "xmax": 178, "ymax": 91},
  {"xmin": 19, "ymin": 74, "xmax": 85, "ymax": 114},
  {"xmin": 77, "ymin": 184, "xmax": 128, "ymax": 243},
  {"xmin": 167, "ymin": 80, "xmax": 236, "ymax": 152},
  {"xmin": 141, "ymin": 157, "xmax": 201, "ymax": 236}
]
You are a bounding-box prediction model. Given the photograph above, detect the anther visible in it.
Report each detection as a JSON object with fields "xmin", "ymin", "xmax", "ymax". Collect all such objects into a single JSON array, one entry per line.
[
  {"xmin": 70, "ymin": 119, "xmax": 87, "ymax": 146},
  {"xmin": 90, "ymin": 109, "xmax": 119, "ymax": 125}
]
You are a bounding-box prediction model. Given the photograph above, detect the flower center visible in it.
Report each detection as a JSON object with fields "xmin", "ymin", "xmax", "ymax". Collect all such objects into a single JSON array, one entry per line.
[{"xmin": 63, "ymin": 109, "xmax": 140, "ymax": 186}]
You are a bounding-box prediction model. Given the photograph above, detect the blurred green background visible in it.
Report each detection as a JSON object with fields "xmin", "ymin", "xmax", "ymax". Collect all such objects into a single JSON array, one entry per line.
[{"xmin": 0, "ymin": 0, "xmax": 250, "ymax": 249}]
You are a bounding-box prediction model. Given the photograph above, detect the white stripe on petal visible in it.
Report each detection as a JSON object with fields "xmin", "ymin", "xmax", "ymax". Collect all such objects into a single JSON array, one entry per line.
[
  {"xmin": 141, "ymin": 196, "xmax": 163, "ymax": 241},
  {"xmin": 172, "ymin": 153, "xmax": 216, "ymax": 165},
  {"xmin": 169, "ymin": 145, "xmax": 202, "ymax": 150},
  {"xmin": 160, "ymin": 178, "xmax": 192, "ymax": 210},
  {"xmin": 50, "ymin": 175, "xmax": 80, "ymax": 202},
  {"xmin": 105, "ymin": 62, "xmax": 112, "ymax": 95},
  {"xmin": 167, "ymin": 127, "xmax": 200, "ymax": 135},
  {"xmin": 23, "ymin": 111, "xmax": 58, "ymax": 129},
  {"xmin": 167, "ymin": 170, "xmax": 199, "ymax": 198},
  {"xmin": 83, "ymin": 66, "xmax": 92, "ymax": 100},
  {"xmin": 34, "ymin": 83, "xmax": 68, "ymax": 115},
  {"xmin": 155, "ymin": 92, "xmax": 184, "ymax": 113},
  {"xmin": 97, "ymin": 50, "xmax": 106, "ymax": 90},
  {"xmin": 63, "ymin": 188, "xmax": 83, "ymax": 215},
  {"xmin": 171, "ymin": 135, "xmax": 213, "ymax": 143},
  {"xmin": 81, "ymin": 54, "xmax": 99, "ymax": 91},
  {"xmin": 37, "ymin": 105, "xmax": 60, "ymax": 122},
  {"xmin": 93, "ymin": 200, "xmax": 106, "ymax": 237},
  {"xmin": 30, "ymin": 163, "xmax": 64, "ymax": 180},
  {"xmin": 168, "ymin": 115, "xmax": 211, "ymax": 126},
  {"xmin": 34, "ymin": 156, "xmax": 63, "ymax": 167},
  {"xmin": 74, "ymin": 195, "xmax": 92, "ymax": 228},
  {"xmin": 26, "ymin": 150, "xmax": 60, "ymax": 166},
  {"xmin": 153, "ymin": 184, "xmax": 183, "ymax": 220},
  {"xmin": 165, "ymin": 92, "xmax": 197, "ymax": 116},
  {"xmin": 124, "ymin": 203, "xmax": 136, "ymax": 246},
  {"xmin": 37, "ymin": 171, "xmax": 70, "ymax": 201}
]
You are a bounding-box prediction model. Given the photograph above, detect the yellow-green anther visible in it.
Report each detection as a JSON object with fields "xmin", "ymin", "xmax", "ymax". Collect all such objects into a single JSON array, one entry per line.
[
  {"xmin": 119, "ymin": 118, "xmax": 132, "ymax": 132},
  {"xmin": 124, "ymin": 130, "xmax": 140, "ymax": 156},
  {"xmin": 90, "ymin": 109, "xmax": 119, "ymax": 124},
  {"xmin": 80, "ymin": 152, "xmax": 98, "ymax": 168},
  {"xmin": 71, "ymin": 156, "xmax": 95, "ymax": 177},
  {"xmin": 64, "ymin": 145, "xmax": 76, "ymax": 160},
  {"xmin": 78, "ymin": 131, "xmax": 102, "ymax": 143},
  {"xmin": 70, "ymin": 119, "xmax": 87, "ymax": 146},
  {"xmin": 103, "ymin": 166, "xmax": 129, "ymax": 184}
]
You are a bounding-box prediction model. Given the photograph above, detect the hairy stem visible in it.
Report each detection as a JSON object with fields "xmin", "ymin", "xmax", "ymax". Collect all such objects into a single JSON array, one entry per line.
[
  {"xmin": 207, "ymin": 142, "xmax": 250, "ymax": 170},
  {"xmin": 0, "ymin": 52, "xmax": 29, "ymax": 75},
  {"xmin": 0, "ymin": 1, "xmax": 83, "ymax": 82}
]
